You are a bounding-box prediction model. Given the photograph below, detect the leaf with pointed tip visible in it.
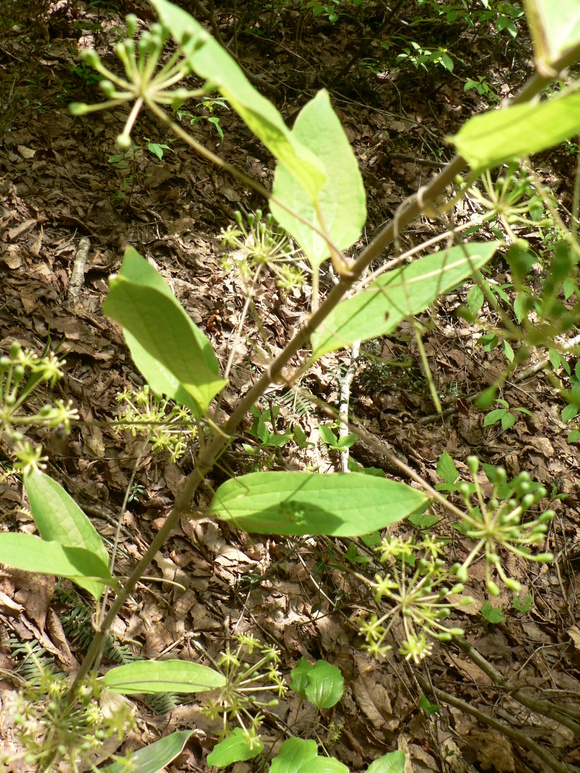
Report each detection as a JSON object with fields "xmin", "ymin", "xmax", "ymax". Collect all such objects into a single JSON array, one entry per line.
[
  {"xmin": 25, "ymin": 469, "xmax": 110, "ymax": 599},
  {"xmin": 312, "ymin": 243, "xmax": 499, "ymax": 358},
  {"xmin": 0, "ymin": 534, "xmax": 114, "ymax": 597},
  {"xmin": 208, "ymin": 472, "xmax": 428, "ymax": 536},
  {"xmin": 101, "ymin": 731, "xmax": 194, "ymax": 773},
  {"xmin": 103, "ymin": 248, "xmax": 226, "ymax": 416},
  {"xmin": 103, "ymin": 660, "xmax": 226, "ymax": 694},
  {"xmin": 270, "ymin": 90, "xmax": 366, "ymax": 269}
]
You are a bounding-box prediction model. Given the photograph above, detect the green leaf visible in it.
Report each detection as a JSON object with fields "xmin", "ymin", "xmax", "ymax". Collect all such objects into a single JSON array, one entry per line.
[
  {"xmin": 562, "ymin": 403, "xmax": 578, "ymax": 423},
  {"xmin": 290, "ymin": 657, "xmax": 311, "ymax": 699},
  {"xmin": 366, "ymin": 751, "xmax": 406, "ymax": 773},
  {"xmin": 484, "ymin": 408, "xmax": 506, "ymax": 427},
  {"xmin": 0, "ymin": 534, "xmax": 114, "ymax": 596},
  {"xmin": 501, "ymin": 412, "xmax": 516, "ymax": 430},
  {"xmin": 101, "ymin": 730, "xmax": 193, "ymax": 773},
  {"xmin": 419, "ymin": 694, "xmax": 440, "ymax": 714},
  {"xmin": 303, "ymin": 661, "xmax": 344, "ymax": 709},
  {"xmin": 481, "ymin": 601, "xmax": 505, "ymax": 624},
  {"xmin": 408, "ymin": 512, "xmax": 440, "ymax": 529},
  {"xmin": 466, "ymin": 284, "xmax": 484, "ymax": 316},
  {"xmin": 103, "ymin": 248, "xmax": 226, "ymax": 416},
  {"xmin": 207, "ymin": 472, "xmax": 429, "ymax": 537},
  {"xmin": 524, "ymin": 0, "xmax": 580, "ymax": 66},
  {"xmin": 512, "ymin": 594, "xmax": 534, "ymax": 613},
  {"xmin": 436, "ymin": 451, "xmax": 459, "ymax": 484},
  {"xmin": 270, "ymin": 738, "xmax": 348, "ymax": 773},
  {"xmin": 149, "ymin": 0, "xmax": 326, "ymax": 200},
  {"xmin": 206, "ymin": 729, "xmax": 263, "ymax": 767},
  {"xmin": 103, "ymin": 660, "xmax": 226, "ymax": 694},
  {"xmin": 449, "ymin": 90, "xmax": 580, "ymax": 173},
  {"xmin": 270, "ymin": 90, "xmax": 366, "ymax": 269},
  {"xmin": 25, "ymin": 470, "xmax": 110, "ymax": 600},
  {"xmin": 319, "ymin": 423, "xmax": 338, "ymax": 446},
  {"xmin": 312, "ymin": 243, "xmax": 499, "ymax": 358}
]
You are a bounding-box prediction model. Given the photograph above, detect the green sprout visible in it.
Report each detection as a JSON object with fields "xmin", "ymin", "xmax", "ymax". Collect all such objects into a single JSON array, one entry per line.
[
  {"xmin": 360, "ymin": 537, "xmax": 470, "ymax": 663},
  {"xmin": 220, "ymin": 210, "xmax": 304, "ymax": 291},
  {"xmin": 451, "ymin": 457, "xmax": 554, "ymax": 596},
  {"xmin": 69, "ymin": 14, "xmax": 209, "ymax": 148}
]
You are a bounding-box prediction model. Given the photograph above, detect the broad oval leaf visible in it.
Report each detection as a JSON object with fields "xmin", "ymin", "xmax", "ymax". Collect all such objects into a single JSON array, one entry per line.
[
  {"xmin": 206, "ymin": 728, "xmax": 264, "ymax": 767},
  {"xmin": 25, "ymin": 469, "xmax": 109, "ymax": 600},
  {"xmin": 149, "ymin": 0, "xmax": 326, "ymax": 200},
  {"xmin": 103, "ymin": 248, "xmax": 226, "ymax": 416},
  {"xmin": 270, "ymin": 739, "xmax": 318, "ymax": 773},
  {"xmin": 312, "ymin": 242, "xmax": 499, "ymax": 359},
  {"xmin": 270, "ymin": 90, "xmax": 366, "ymax": 269},
  {"xmin": 103, "ymin": 660, "xmax": 226, "ymax": 694},
  {"xmin": 366, "ymin": 751, "xmax": 406, "ymax": 773},
  {"xmin": 450, "ymin": 90, "xmax": 580, "ymax": 172},
  {"xmin": 270, "ymin": 739, "xmax": 349, "ymax": 773},
  {"xmin": 207, "ymin": 472, "xmax": 429, "ymax": 537},
  {"xmin": 524, "ymin": 0, "xmax": 580, "ymax": 66},
  {"xmin": 0, "ymin": 534, "xmax": 114, "ymax": 597},
  {"xmin": 303, "ymin": 661, "xmax": 344, "ymax": 709},
  {"xmin": 101, "ymin": 730, "xmax": 194, "ymax": 773}
]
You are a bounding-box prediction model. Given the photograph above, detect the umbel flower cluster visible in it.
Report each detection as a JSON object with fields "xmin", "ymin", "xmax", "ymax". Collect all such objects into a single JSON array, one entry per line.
[
  {"xmin": 360, "ymin": 457, "xmax": 554, "ymax": 663},
  {"xmin": 0, "ymin": 342, "xmax": 78, "ymax": 475}
]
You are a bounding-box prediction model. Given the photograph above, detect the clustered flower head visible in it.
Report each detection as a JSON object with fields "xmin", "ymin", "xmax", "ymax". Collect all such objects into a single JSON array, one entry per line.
[
  {"xmin": 360, "ymin": 461, "xmax": 554, "ymax": 664},
  {"xmin": 202, "ymin": 633, "xmax": 286, "ymax": 747},
  {"xmin": 360, "ymin": 536, "xmax": 471, "ymax": 664},
  {"xmin": 70, "ymin": 14, "xmax": 209, "ymax": 149},
  {"xmin": 116, "ymin": 385, "xmax": 196, "ymax": 463},
  {"xmin": 0, "ymin": 342, "xmax": 78, "ymax": 475},
  {"xmin": 221, "ymin": 210, "xmax": 305, "ymax": 291},
  {"xmin": 450, "ymin": 456, "xmax": 554, "ymax": 596}
]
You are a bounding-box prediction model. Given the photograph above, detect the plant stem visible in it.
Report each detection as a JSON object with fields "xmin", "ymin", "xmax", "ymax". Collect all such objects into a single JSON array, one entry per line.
[{"xmin": 69, "ymin": 40, "xmax": 580, "ymax": 694}]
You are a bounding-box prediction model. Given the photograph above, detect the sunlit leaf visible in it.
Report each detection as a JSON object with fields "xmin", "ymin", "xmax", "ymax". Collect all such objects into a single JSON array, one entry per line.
[
  {"xmin": 0, "ymin": 534, "xmax": 114, "ymax": 597},
  {"xmin": 208, "ymin": 472, "xmax": 429, "ymax": 536},
  {"xmin": 271, "ymin": 90, "xmax": 366, "ymax": 269},
  {"xmin": 103, "ymin": 660, "xmax": 226, "ymax": 694},
  {"xmin": 312, "ymin": 243, "xmax": 499, "ymax": 358}
]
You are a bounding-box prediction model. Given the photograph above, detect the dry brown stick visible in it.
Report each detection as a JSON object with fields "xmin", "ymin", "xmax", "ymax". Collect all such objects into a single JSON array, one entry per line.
[
  {"xmin": 454, "ymin": 638, "xmax": 580, "ymax": 736},
  {"xmin": 415, "ymin": 672, "xmax": 579, "ymax": 773}
]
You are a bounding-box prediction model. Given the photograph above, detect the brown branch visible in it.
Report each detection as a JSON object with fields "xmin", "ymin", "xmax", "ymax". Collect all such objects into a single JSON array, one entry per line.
[{"xmin": 416, "ymin": 673, "xmax": 580, "ymax": 773}]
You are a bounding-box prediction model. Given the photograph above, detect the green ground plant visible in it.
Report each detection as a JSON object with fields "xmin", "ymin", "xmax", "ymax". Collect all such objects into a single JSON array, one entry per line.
[{"xmin": 2, "ymin": 0, "xmax": 580, "ymax": 770}]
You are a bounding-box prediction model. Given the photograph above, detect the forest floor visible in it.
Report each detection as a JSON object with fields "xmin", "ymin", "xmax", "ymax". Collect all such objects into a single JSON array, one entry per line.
[{"xmin": 0, "ymin": 1, "xmax": 580, "ymax": 772}]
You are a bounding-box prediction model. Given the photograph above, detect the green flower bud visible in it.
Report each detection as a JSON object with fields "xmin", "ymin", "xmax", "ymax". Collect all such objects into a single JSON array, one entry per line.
[
  {"xmin": 460, "ymin": 596, "xmax": 475, "ymax": 605},
  {"xmin": 9, "ymin": 342, "xmax": 21, "ymax": 358},
  {"xmin": 450, "ymin": 583, "xmax": 464, "ymax": 594},
  {"xmin": 125, "ymin": 13, "xmax": 138, "ymax": 37},
  {"xmin": 80, "ymin": 48, "xmax": 100, "ymax": 67},
  {"xmin": 447, "ymin": 628, "xmax": 465, "ymax": 636},
  {"xmin": 467, "ymin": 455, "xmax": 479, "ymax": 474},
  {"xmin": 69, "ymin": 102, "xmax": 90, "ymax": 116},
  {"xmin": 539, "ymin": 510, "xmax": 555, "ymax": 522},
  {"xmin": 487, "ymin": 580, "xmax": 500, "ymax": 596},
  {"xmin": 504, "ymin": 577, "xmax": 521, "ymax": 592},
  {"xmin": 116, "ymin": 133, "xmax": 132, "ymax": 150},
  {"xmin": 535, "ymin": 486, "xmax": 547, "ymax": 500},
  {"xmin": 99, "ymin": 79, "xmax": 116, "ymax": 98},
  {"xmin": 437, "ymin": 631, "xmax": 452, "ymax": 641},
  {"xmin": 521, "ymin": 494, "xmax": 535, "ymax": 510},
  {"xmin": 458, "ymin": 481, "xmax": 472, "ymax": 498},
  {"xmin": 487, "ymin": 552, "xmax": 500, "ymax": 565},
  {"xmin": 495, "ymin": 467, "xmax": 506, "ymax": 485},
  {"xmin": 536, "ymin": 552, "xmax": 554, "ymax": 563},
  {"xmin": 451, "ymin": 563, "xmax": 468, "ymax": 582}
]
